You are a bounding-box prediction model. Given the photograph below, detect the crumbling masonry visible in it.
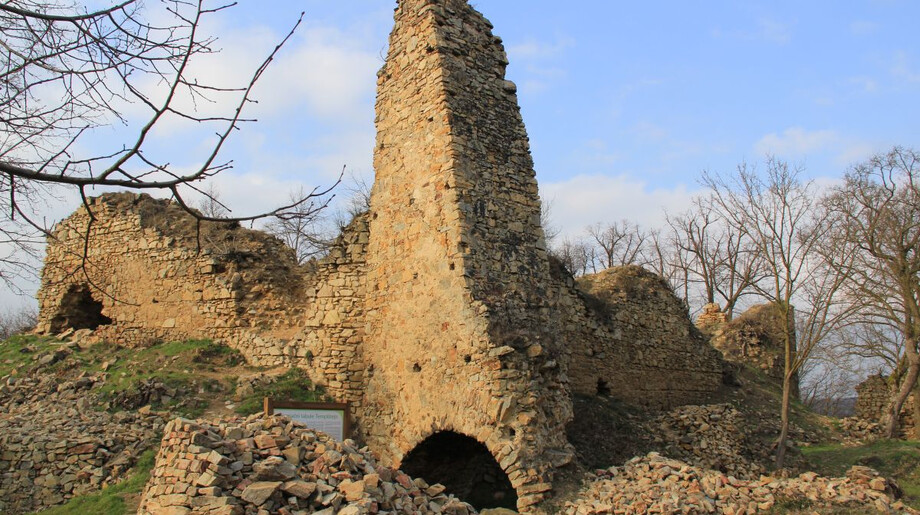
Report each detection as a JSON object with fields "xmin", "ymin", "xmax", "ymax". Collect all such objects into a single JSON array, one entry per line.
[{"xmin": 36, "ymin": 0, "xmax": 724, "ymax": 510}]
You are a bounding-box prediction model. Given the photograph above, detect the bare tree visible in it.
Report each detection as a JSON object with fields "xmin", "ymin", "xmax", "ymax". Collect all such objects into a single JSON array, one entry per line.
[
  {"xmin": 0, "ymin": 304, "xmax": 37, "ymax": 340},
  {"xmin": 266, "ymin": 187, "xmax": 332, "ymax": 265},
  {"xmin": 704, "ymin": 157, "xmax": 852, "ymax": 467},
  {"xmin": 821, "ymin": 146, "xmax": 920, "ymax": 438},
  {"xmin": 0, "ymin": 1, "xmax": 337, "ymax": 289},
  {"xmin": 540, "ymin": 196, "xmax": 560, "ymax": 247},
  {"xmin": 642, "ymin": 227, "xmax": 689, "ymax": 302},
  {"xmin": 586, "ymin": 219, "xmax": 647, "ymax": 270},
  {"xmin": 665, "ymin": 197, "xmax": 763, "ymax": 318},
  {"xmin": 552, "ymin": 237, "xmax": 594, "ymax": 277}
]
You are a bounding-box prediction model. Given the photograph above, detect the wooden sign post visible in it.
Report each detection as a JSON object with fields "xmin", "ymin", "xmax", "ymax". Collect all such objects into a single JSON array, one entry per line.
[{"xmin": 263, "ymin": 398, "xmax": 351, "ymax": 442}]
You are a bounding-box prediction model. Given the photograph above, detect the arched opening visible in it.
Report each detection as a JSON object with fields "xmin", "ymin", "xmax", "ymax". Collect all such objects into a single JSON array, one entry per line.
[
  {"xmin": 49, "ymin": 284, "xmax": 113, "ymax": 333},
  {"xmin": 400, "ymin": 431, "xmax": 517, "ymax": 511}
]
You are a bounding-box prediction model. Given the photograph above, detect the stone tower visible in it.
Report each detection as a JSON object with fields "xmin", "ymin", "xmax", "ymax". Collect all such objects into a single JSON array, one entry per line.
[{"xmin": 362, "ymin": 0, "xmax": 573, "ymax": 509}]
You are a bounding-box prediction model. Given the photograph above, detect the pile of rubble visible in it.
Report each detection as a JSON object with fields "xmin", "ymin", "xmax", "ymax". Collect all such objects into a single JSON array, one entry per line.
[
  {"xmin": 838, "ymin": 417, "xmax": 884, "ymax": 443},
  {"xmin": 0, "ymin": 358, "xmax": 166, "ymax": 513},
  {"xmin": 646, "ymin": 404, "xmax": 765, "ymax": 479},
  {"xmin": 565, "ymin": 452, "xmax": 915, "ymax": 514},
  {"xmin": 139, "ymin": 414, "xmax": 476, "ymax": 514}
]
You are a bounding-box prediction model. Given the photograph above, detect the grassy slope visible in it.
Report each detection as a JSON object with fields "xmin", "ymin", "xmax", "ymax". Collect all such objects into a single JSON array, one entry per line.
[
  {"xmin": 34, "ymin": 450, "xmax": 156, "ymax": 515},
  {"xmin": 1, "ymin": 334, "xmax": 327, "ymax": 514}
]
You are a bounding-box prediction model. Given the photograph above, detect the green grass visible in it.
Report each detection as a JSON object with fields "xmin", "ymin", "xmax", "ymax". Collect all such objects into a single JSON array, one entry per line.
[
  {"xmin": 235, "ymin": 367, "xmax": 328, "ymax": 415},
  {"xmin": 0, "ymin": 334, "xmax": 63, "ymax": 376},
  {"xmin": 35, "ymin": 448, "xmax": 156, "ymax": 515},
  {"xmin": 803, "ymin": 439, "xmax": 920, "ymax": 507}
]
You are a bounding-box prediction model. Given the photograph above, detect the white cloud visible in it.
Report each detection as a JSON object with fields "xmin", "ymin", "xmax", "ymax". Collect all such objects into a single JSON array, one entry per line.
[
  {"xmin": 754, "ymin": 127, "xmax": 840, "ymax": 156},
  {"xmin": 756, "ymin": 17, "xmax": 794, "ymax": 45},
  {"xmin": 849, "ymin": 20, "xmax": 878, "ymax": 36},
  {"xmin": 892, "ymin": 51, "xmax": 920, "ymax": 84},
  {"xmin": 540, "ymin": 174, "xmax": 698, "ymax": 241},
  {"xmin": 507, "ymin": 36, "xmax": 575, "ymax": 61}
]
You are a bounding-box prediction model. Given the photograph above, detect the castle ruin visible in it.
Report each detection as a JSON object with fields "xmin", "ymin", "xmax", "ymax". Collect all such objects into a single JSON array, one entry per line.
[{"xmin": 36, "ymin": 0, "xmax": 725, "ymax": 510}]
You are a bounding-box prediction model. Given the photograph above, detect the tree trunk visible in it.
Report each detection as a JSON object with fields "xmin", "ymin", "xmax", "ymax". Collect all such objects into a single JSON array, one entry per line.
[
  {"xmin": 775, "ymin": 372, "xmax": 792, "ymax": 468},
  {"xmin": 886, "ymin": 344, "xmax": 920, "ymax": 439}
]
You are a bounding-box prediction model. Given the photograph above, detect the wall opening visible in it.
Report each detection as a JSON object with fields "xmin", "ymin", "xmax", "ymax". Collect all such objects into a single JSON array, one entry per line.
[
  {"xmin": 400, "ymin": 431, "xmax": 517, "ymax": 510},
  {"xmin": 596, "ymin": 378, "xmax": 610, "ymax": 396},
  {"xmin": 49, "ymin": 284, "xmax": 113, "ymax": 333}
]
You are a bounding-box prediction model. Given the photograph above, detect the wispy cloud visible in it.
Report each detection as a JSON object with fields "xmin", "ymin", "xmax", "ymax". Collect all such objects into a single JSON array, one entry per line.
[
  {"xmin": 507, "ymin": 36, "xmax": 575, "ymax": 61},
  {"xmin": 755, "ymin": 127, "xmax": 840, "ymax": 156},
  {"xmin": 506, "ymin": 35, "xmax": 574, "ymax": 95},
  {"xmin": 711, "ymin": 16, "xmax": 795, "ymax": 45},
  {"xmin": 849, "ymin": 20, "xmax": 878, "ymax": 36},
  {"xmin": 891, "ymin": 51, "xmax": 920, "ymax": 84},
  {"xmin": 541, "ymin": 174, "xmax": 698, "ymax": 239}
]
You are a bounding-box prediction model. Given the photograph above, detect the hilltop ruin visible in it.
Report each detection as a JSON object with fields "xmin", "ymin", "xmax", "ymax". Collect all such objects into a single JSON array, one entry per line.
[{"xmin": 36, "ymin": 0, "xmax": 725, "ymax": 510}]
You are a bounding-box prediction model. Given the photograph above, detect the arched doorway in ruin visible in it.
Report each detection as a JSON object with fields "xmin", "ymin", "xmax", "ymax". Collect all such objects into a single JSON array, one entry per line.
[
  {"xmin": 399, "ymin": 431, "xmax": 517, "ymax": 511},
  {"xmin": 49, "ymin": 283, "xmax": 113, "ymax": 333}
]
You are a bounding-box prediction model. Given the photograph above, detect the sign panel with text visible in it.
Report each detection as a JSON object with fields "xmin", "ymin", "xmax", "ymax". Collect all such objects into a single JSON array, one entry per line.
[{"xmin": 263, "ymin": 398, "xmax": 351, "ymax": 442}]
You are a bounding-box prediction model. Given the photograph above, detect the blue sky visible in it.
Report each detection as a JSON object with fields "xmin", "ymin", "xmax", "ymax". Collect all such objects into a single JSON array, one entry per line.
[
  {"xmin": 133, "ymin": 0, "xmax": 918, "ymax": 231},
  {"xmin": 4, "ymin": 0, "xmax": 920, "ymax": 307}
]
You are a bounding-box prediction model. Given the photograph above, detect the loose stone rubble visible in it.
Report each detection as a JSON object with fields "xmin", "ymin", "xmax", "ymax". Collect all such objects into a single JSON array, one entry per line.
[
  {"xmin": 647, "ymin": 404, "xmax": 765, "ymax": 479},
  {"xmin": 0, "ymin": 342, "xmax": 165, "ymax": 513},
  {"xmin": 32, "ymin": 0, "xmax": 726, "ymax": 509},
  {"xmin": 565, "ymin": 452, "xmax": 916, "ymax": 515},
  {"xmin": 138, "ymin": 414, "xmax": 475, "ymax": 515}
]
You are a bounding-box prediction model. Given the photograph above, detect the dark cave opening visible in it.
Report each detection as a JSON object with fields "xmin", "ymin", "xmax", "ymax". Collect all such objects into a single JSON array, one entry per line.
[
  {"xmin": 49, "ymin": 284, "xmax": 113, "ymax": 333},
  {"xmin": 400, "ymin": 431, "xmax": 518, "ymax": 511}
]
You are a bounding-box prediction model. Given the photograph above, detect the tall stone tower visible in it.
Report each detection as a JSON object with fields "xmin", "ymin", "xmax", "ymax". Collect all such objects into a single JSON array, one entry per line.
[{"xmin": 362, "ymin": 0, "xmax": 573, "ymax": 509}]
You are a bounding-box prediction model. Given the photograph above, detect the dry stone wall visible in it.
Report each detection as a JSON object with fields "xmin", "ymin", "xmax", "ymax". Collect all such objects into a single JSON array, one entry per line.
[
  {"xmin": 854, "ymin": 374, "xmax": 917, "ymax": 438},
  {"xmin": 550, "ymin": 264, "xmax": 724, "ymax": 408},
  {"xmin": 139, "ymin": 415, "xmax": 475, "ymax": 515},
  {"xmin": 706, "ymin": 302, "xmax": 799, "ymax": 398},
  {"xmin": 0, "ymin": 361, "xmax": 164, "ymax": 513},
  {"xmin": 362, "ymin": 0, "xmax": 572, "ymax": 509},
  {"xmin": 36, "ymin": 0, "xmax": 728, "ymax": 510}
]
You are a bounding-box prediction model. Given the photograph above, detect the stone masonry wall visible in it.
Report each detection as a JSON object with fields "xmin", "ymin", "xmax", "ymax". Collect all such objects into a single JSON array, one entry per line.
[
  {"xmin": 551, "ymin": 264, "xmax": 724, "ymax": 408},
  {"xmin": 36, "ymin": 194, "xmax": 369, "ymax": 382},
  {"xmin": 855, "ymin": 374, "xmax": 917, "ymax": 437},
  {"xmin": 35, "ymin": 1, "xmax": 728, "ymax": 510},
  {"xmin": 707, "ymin": 303, "xmax": 799, "ymax": 398},
  {"xmin": 361, "ymin": 0, "xmax": 572, "ymax": 509}
]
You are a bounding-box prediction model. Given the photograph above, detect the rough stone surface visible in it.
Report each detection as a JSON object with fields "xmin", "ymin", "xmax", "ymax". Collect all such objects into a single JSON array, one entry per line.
[
  {"xmin": 563, "ymin": 265, "xmax": 724, "ymax": 408},
  {"xmin": 137, "ymin": 415, "xmax": 475, "ymax": 515},
  {"xmin": 34, "ymin": 0, "xmax": 725, "ymax": 510},
  {"xmin": 564, "ymin": 452, "xmax": 915, "ymax": 514},
  {"xmin": 0, "ymin": 356, "xmax": 165, "ymax": 513},
  {"xmin": 704, "ymin": 303, "xmax": 799, "ymax": 397},
  {"xmin": 854, "ymin": 373, "xmax": 917, "ymax": 438}
]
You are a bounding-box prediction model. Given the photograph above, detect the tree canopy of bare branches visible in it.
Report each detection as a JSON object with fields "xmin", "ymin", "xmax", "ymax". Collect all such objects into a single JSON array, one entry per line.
[
  {"xmin": 0, "ymin": 0, "xmax": 337, "ymax": 289},
  {"xmin": 821, "ymin": 146, "xmax": 920, "ymax": 437},
  {"xmin": 704, "ymin": 157, "xmax": 854, "ymax": 467},
  {"xmin": 664, "ymin": 197, "xmax": 764, "ymax": 318}
]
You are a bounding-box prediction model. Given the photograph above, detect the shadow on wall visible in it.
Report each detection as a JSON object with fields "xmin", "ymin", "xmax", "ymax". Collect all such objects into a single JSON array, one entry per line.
[
  {"xmin": 399, "ymin": 431, "xmax": 518, "ymax": 511},
  {"xmin": 49, "ymin": 283, "xmax": 112, "ymax": 334}
]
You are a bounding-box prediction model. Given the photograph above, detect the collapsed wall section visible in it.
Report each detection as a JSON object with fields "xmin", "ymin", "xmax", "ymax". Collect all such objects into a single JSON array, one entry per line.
[
  {"xmin": 551, "ymin": 264, "xmax": 724, "ymax": 408},
  {"xmin": 707, "ymin": 302, "xmax": 799, "ymax": 398},
  {"xmin": 362, "ymin": 0, "xmax": 572, "ymax": 509},
  {"xmin": 36, "ymin": 194, "xmax": 368, "ymax": 378}
]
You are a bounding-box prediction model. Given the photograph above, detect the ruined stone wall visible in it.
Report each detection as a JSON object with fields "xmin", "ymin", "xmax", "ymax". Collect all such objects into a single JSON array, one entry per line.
[
  {"xmin": 361, "ymin": 0, "xmax": 572, "ymax": 509},
  {"xmin": 291, "ymin": 213, "xmax": 369, "ymax": 409},
  {"xmin": 854, "ymin": 374, "xmax": 917, "ymax": 437},
  {"xmin": 36, "ymin": 194, "xmax": 368, "ymax": 377},
  {"xmin": 550, "ymin": 264, "xmax": 724, "ymax": 408},
  {"xmin": 707, "ymin": 303, "xmax": 799, "ymax": 397}
]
